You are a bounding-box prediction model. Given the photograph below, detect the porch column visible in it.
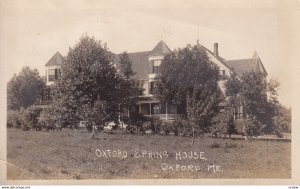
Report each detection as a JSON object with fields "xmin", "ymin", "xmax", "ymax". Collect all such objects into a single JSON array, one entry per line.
[
  {"xmin": 240, "ymin": 105, "xmax": 243, "ymax": 118},
  {"xmin": 166, "ymin": 102, "xmax": 168, "ymax": 121},
  {"xmin": 46, "ymin": 69, "xmax": 48, "ymax": 83},
  {"xmin": 233, "ymin": 107, "xmax": 236, "ymax": 121},
  {"xmin": 139, "ymin": 104, "xmax": 141, "ymax": 114},
  {"xmin": 149, "ymin": 103, "xmax": 152, "ymax": 117},
  {"xmin": 118, "ymin": 104, "xmax": 121, "ymax": 122}
]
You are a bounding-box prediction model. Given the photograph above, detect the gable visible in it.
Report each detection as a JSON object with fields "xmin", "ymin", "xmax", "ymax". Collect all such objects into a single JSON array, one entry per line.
[
  {"xmin": 200, "ymin": 45, "xmax": 232, "ymax": 76},
  {"xmin": 45, "ymin": 52, "xmax": 64, "ymax": 67},
  {"xmin": 225, "ymin": 58, "xmax": 267, "ymax": 77},
  {"xmin": 149, "ymin": 40, "xmax": 171, "ymax": 57}
]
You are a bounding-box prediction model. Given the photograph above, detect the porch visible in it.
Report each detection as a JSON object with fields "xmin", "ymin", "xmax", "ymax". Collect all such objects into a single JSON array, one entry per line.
[{"xmin": 134, "ymin": 101, "xmax": 183, "ymax": 121}]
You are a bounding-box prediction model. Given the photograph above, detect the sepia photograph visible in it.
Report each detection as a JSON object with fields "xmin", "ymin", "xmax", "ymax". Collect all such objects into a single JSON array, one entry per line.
[{"xmin": 1, "ymin": 0, "xmax": 299, "ymax": 185}]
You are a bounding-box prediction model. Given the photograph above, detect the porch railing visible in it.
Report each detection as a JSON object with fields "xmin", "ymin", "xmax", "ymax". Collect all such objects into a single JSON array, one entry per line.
[{"xmin": 144, "ymin": 114, "xmax": 183, "ymax": 120}]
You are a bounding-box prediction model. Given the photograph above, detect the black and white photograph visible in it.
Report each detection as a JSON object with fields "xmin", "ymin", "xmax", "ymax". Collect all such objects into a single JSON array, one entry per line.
[{"xmin": 1, "ymin": 0, "xmax": 299, "ymax": 185}]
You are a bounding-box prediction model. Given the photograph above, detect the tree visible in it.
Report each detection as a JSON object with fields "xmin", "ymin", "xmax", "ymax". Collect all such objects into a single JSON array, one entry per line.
[
  {"xmin": 117, "ymin": 52, "xmax": 141, "ymax": 116},
  {"xmin": 241, "ymin": 71, "xmax": 270, "ymax": 126},
  {"xmin": 50, "ymin": 35, "xmax": 140, "ymax": 137},
  {"xmin": 226, "ymin": 73, "xmax": 243, "ymax": 108},
  {"xmin": 278, "ymin": 106, "xmax": 291, "ymax": 132},
  {"xmin": 156, "ymin": 44, "xmax": 220, "ymax": 143},
  {"xmin": 242, "ymin": 116, "xmax": 264, "ymax": 138},
  {"xmin": 118, "ymin": 52, "xmax": 134, "ymax": 79},
  {"xmin": 7, "ymin": 66, "xmax": 45, "ymax": 110},
  {"xmin": 211, "ymin": 107, "xmax": 235, "ymax": 138},
  {"xmin": 226, "ymin": 70, "xmax": 283, "ymax": 135},
  {"xmin": 272, "ymin": 115, "xmax": 288, "ymax": 137}
]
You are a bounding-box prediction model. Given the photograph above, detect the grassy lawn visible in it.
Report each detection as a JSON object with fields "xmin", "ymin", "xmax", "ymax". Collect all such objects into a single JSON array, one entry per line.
[{"xmin": 7, "ymin": 128, "xmax": 291, "ymax": 179}]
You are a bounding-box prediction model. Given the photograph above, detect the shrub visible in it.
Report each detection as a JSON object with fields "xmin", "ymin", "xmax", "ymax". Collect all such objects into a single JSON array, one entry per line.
[
  {"xmin": 243, "ymin": 116, "xmax": 262, "ymax": 137},
  {"xmin": 225, "ymin": 142, "xmax": 238, "ymax": 149},
  {"xmin": 158, "ymin": 121, "xmax": 177, "ymax": 135},
  {"xmin": 151, "ymin": 118, "xmax": 161, "ymax": 133},
  {"xmin": 142, "ymin": 121, "xmax": 152, "ymax": 132},
  {"xmin": 176, "ymin": 119, "xmax": 192, "ymax": 137},
  {"xmin": 127, "ymin": 112, "xmax": 149, "ymax": 133},
  {"xmin": 20, "ymin": 105, "xmax": 42, "ymax": 131},
  {"xmin": 38, "ymin": 107, "xmax": 56, "ymax": 131},
  {"xmin": 210, "ymin": 108, "xmax": 235, "ymax": 138},
  {"xmin": 272, "ymin": 116, "xmax": 289, "ymax": 138},
  {"xmin": 209, "ymin": 142, "xmax": 220, "ymax": 148},
  {"xmin": 233, "ymin": 119, "xmax": 245, "ymax": 134},
  {"xmin": 7, "ymin": 110, "xmax": 22, "ymax": 128}
]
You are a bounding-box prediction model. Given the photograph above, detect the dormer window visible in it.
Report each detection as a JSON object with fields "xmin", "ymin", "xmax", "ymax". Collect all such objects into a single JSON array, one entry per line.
[
  {"xmin": 48, "ymin": 68, "xmax": 61, "ymax": 82},
  {"xmin": 153, "ymin": 60, "xmax": 161, "ymax": 74},
  {"xmin": 150, "ymin": 60, "xmax": 161, "ymax": 74},
  {"xmin": 48, "ymin": 69, "xmax": 55, "ymax": 82}
]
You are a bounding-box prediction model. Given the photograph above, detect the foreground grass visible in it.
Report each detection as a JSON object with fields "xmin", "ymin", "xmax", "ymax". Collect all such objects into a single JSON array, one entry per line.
[{"xmin": 7, "ymin": 128, "xmax": 291, "ymax": 179}]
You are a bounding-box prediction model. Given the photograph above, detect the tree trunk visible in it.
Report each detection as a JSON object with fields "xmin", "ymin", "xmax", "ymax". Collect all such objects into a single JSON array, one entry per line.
[
  {"xmin": 91, "ymin": 126, "xmax": 95, "ymax": 139},
  {"xmin": 192, "ymin": 127, "xmax": 195, "ymax": 145}
]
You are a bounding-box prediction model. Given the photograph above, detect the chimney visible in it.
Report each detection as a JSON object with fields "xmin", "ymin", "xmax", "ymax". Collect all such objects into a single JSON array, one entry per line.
[{"xmin": 214, "ymin": 43, "xmax": 219, "ymax": 57}]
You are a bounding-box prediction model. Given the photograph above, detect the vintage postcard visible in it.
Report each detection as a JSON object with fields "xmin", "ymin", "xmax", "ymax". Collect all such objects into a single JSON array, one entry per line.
[{"xmin": 0, "ymin": 0, "xmax": 299, "ymax": 185}]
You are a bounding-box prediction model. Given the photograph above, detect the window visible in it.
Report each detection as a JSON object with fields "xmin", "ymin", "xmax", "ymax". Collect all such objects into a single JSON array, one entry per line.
[
  {"xmin": 48, "ymin": 69, "xmax": 55, "ymax": 82},
  {"xmin": 150, "ymin": 60, "xmax": 161, "ymax": 74},
  {"xmin": 48, "ymin": 68, "xmax": 61, "ymax": 82},
  {"xmin": 153, "ymin": 60, "xmax": 161, "ymax": 74},
  {"xmin": 150, "ymin": 81, "xmax": 158, "ymax": 95}
]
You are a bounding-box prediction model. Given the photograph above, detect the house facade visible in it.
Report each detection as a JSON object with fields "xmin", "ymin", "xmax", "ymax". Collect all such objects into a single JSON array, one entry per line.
[{"xmin": 43, "ymin": 41, "xmax": 267, "ymax": 121}]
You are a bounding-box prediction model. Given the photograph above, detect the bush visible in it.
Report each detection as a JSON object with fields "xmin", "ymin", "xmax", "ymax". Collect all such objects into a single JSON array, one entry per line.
[
  {"xmin": 243, "ymin": 116, "xmax": 262, "ymax": 137},
  {"xmin": 129, "ymin": 113, "xmax": 148, "ymax": 128},
  {"xmin": 38, "ymin": 107, "xmax": 56, "ymax": 131},
  {"xmin": 209, "ymin": 142, "xmax": 220, "ymax": 148},
  {"xmin": 272, "ymin": 116, "xmax": 289, "ymax": 138},
  {"xmin": 157, "ymin": 121, "xmax": 178, "ymax": 136},
  {"xmin": 233, "ymin": 119, "xmax": 245, "ymax": 134},
  {"xmin": 176, "ymin": 120, "xmax": 192, "ymax": 137},
  {"xmin": 151, "ymin": 118, "xmax": 161, "ymax": 133},
  {"xmin": 20, "ymin": 105, "xmax": 42, "ymax": 131},
  {"xmin": 125, "ymin": 112, "xmax": 150, "ymax": 134},
  {"xmin": 225, "ymin": 142, "xmax": 238, "ymax": 149},
  {"xmin": 210, "ymin": 108, "xmax": 235, "ymax": 138},
  {"xmin": 7, "ymin": 110, "xmax": 22, "ymax": 128},
  {"xmin": 142, "ymin": 121, "xmax": 152, "ymax": 132}
]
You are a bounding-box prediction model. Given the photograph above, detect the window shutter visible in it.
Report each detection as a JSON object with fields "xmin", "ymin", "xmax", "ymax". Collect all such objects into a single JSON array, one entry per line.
[
  {"xmin": 55, "ymin": 69, "xmax": 58, "ymax": 79},
  {"xmin": 149, "ymin": 61, "xmax": 153, "ymax": 74}
]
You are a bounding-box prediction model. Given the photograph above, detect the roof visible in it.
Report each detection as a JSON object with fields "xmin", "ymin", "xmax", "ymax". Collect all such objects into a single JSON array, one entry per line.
[
  {"xmin": 149, "ymin": 40, "xmax": 172, "ymax": 57},
  {"xmin": 200, "ymin": 44, "xmax": 226, "ymax": 62},
  {"xmin": 225, "ymin": 56, "xmax": 267, "ymax": 77},
  {"xmin": 46, "ymin": 41, "xmax": 267, "ymax": 81},
  {"xmin": 115, "ymin": 42, "xmax": 267, "ymax": 80},
  {"xmin": 45, "ymin": 52, "xmax": 64, "ymax": 67},
  {"xmin": 198, "ymin": 44, "xmax": 233, "ymax": 72},
  {"xmin": 115, "ymin": 51, "xmax": 151, "ymax": 80}
]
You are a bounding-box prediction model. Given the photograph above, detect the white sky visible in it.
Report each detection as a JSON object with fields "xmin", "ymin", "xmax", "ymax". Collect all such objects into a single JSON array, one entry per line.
[{"xmin": 1, "ymin": 0, "xmax": 299, "ymax": 107}]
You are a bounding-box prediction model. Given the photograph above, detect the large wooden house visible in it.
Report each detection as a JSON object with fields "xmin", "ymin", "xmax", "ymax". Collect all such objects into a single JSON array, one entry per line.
[{"xmin": 43, "ymin": 41, "xmax": 267, "ymax": 121}]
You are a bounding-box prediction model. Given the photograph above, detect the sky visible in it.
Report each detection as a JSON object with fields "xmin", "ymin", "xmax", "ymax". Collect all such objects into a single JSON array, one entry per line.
[{"xmin": 0, "ymin": 0, "xmax": 299, "ymax": 107}]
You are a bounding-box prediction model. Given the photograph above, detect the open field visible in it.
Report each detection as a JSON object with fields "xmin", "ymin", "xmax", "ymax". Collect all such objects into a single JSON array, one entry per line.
[{"xmin": 7, "ymin": 128, "xmax": 291, "ymax": 179}]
